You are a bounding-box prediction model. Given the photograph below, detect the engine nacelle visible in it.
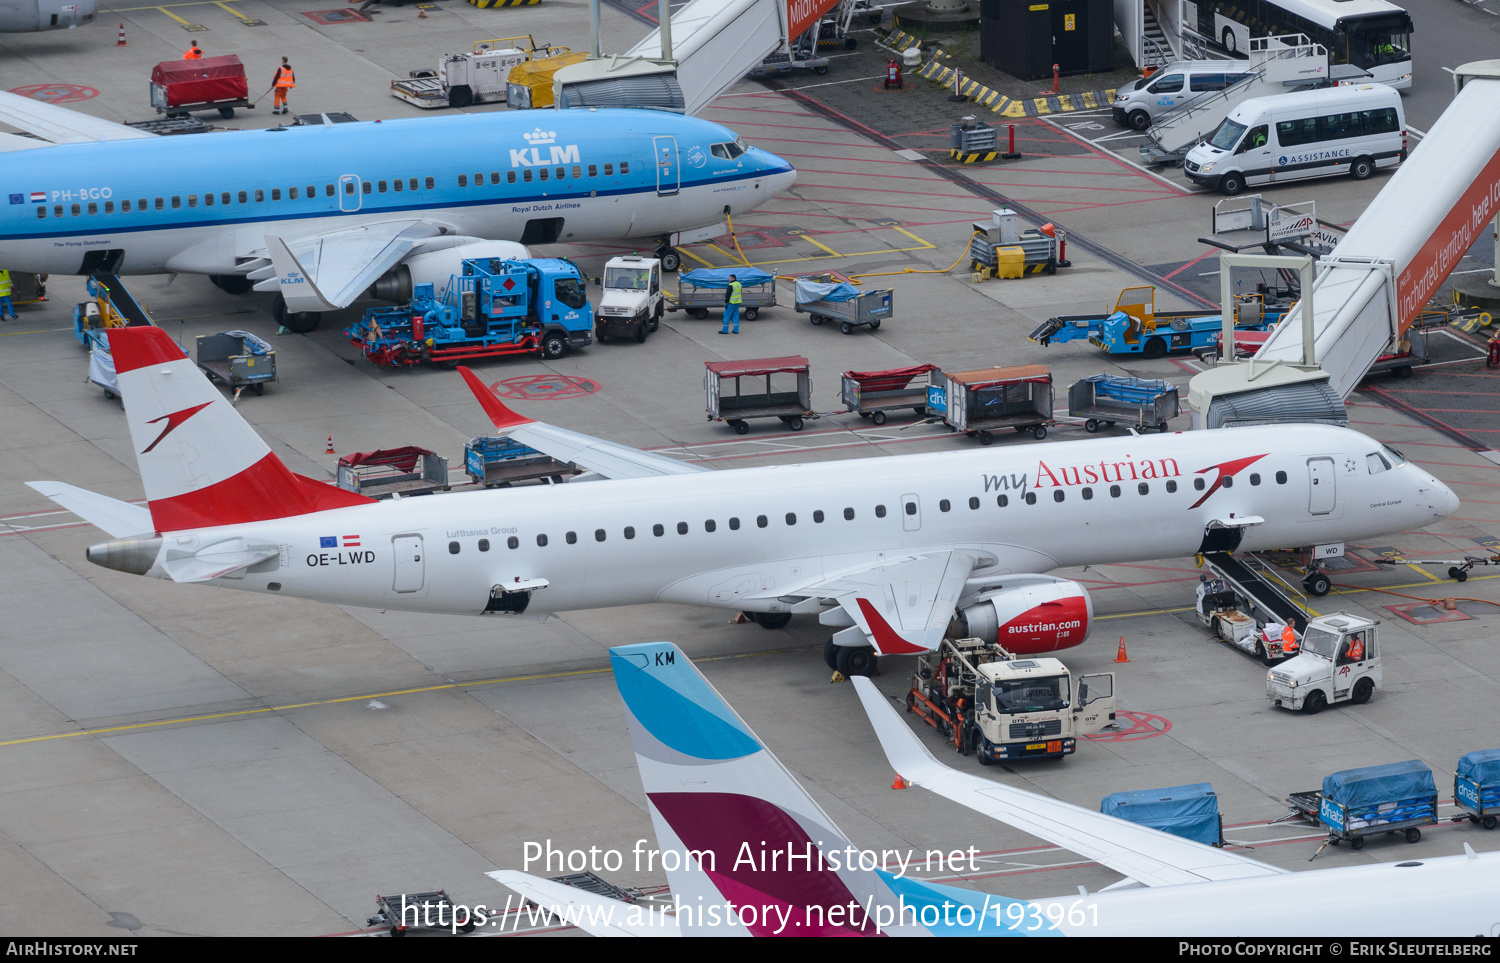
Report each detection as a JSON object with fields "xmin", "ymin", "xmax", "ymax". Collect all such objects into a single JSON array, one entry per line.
[
  {"xmin": 950, "ymin": 577, "xmax": 1093, "ymax": 654},
  {"xmin": 368, "ymin": 238, "xmax": 531, "ymax": 303}
]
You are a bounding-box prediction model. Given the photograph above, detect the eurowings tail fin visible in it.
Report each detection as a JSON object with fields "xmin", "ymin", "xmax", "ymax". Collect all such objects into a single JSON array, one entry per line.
[
  {"xmin": 102, "ymin": 326, "xmax": 371, "ymax": 532},
  {"xmin": 610, "ymin": 642, "xmax": 1006, "ymax": 936}
]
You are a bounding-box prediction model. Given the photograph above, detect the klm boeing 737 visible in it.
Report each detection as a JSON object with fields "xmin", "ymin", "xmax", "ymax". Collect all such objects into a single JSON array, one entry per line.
[{"xmin": 0, "ymin": 93, "xmax": 796, "ymax": 330}]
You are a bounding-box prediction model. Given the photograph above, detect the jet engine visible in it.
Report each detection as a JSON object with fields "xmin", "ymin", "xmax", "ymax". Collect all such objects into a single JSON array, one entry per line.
[
  {"xmin": 368, "ymin": 238, "xmax": 531, "ymax": 303},
  {"xmin": 949, "ymin": 575, "xmax": 1093, "ymax": 654}
]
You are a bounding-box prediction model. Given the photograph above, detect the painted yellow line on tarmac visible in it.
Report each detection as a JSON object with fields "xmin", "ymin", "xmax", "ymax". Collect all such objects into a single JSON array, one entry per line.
[
  {"xmin": 0, "ymin": 647, "xmax": 790, "ymax": 749},
  {"xmin": 214, "ymin": 1, "xmax": 257, "ymax": 23},
  {"xmin": 106, "ymin": 0, "xmax": 230, "ymax": 9},
  {"xmin": 1407, "ymin": 562, "xmax": 1443, "ymax": 583},
  {"xmin": 801, "ymin": 234, "xmax": 841, "ymax": 257},
  {"xmin": 156, "ymin": 5, "xmax": 194, "ymax": 25},
  {"xmin": 0, "ymin": 326, "xmax": 72, "ymax": 337}
]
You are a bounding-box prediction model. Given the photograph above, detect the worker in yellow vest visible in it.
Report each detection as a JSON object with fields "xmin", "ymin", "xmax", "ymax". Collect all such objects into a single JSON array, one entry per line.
[
  {"xmin": 0, "ymin": 269, "xmax": 16, "ymax": 321},
  {"xmin": 720, "ymin": 274, "xmax": 742, "ymax": 334},
  {"xmin": 272, "ymin": 57, "xmax": 296, "ymax": 116}
]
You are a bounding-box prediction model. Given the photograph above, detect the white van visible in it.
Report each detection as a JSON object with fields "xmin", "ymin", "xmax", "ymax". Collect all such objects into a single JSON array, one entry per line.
[
  {"xmin": 1112, "ymin": 62, "xmax": 1256, "ymax": 130},
  {"xmin": 1183, "ymin": 83, "xmax": 1405, "ymax": 195}
]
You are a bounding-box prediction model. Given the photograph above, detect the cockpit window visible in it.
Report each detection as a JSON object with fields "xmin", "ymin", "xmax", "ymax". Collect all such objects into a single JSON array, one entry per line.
[
  {"xmin": 1382, "ymin": 445, "xmax": 1407, "ymax": 466},
  {"xmin": 1366, "ymin": 451, "xmax": 1392, "ymax": 474},
  {"xmin": 711, "ymin": 140, "xmax": 747, "ymax": 160}
]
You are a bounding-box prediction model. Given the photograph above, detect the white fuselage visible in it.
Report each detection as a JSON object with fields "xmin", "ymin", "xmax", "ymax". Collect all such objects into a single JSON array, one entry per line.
[{"xmin": 152, "ymin": 425, "xmax": 1455, "ymax": 620}]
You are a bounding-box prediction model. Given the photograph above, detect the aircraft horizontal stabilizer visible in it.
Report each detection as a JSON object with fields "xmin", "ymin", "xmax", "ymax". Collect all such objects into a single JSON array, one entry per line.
[
  {"xmin": 850, "ymin": 676, "xmax": 1289, "ymax": 887},
  {"xmin": 25, "ymin": 481, "xmax": 154, "ymax": 538},
  {"xmin": 485, "ymin": 871, "xmax": 679, "ymax": 937},
  {"xmin": 458, "ymin": 368, "xmax": 710, "ymax": 480}
]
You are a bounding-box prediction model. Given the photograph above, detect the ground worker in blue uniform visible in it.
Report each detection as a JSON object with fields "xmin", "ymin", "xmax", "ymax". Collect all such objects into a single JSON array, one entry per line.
[
  {"xmin": 0, "ymin": 270, "xmax": 16, "ymax": 321},
  {"xmin": 720, "ymin": 274, "xmax": 742, "ymax": 334}
]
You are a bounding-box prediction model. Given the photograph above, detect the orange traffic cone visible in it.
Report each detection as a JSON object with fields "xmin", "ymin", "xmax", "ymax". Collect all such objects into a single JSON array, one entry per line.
[
  {"xmin": 116, "ymin": 23, "xmax": 126, "ymax": 46},
  {"xmin": 324, "ymin": 435, "xmax": 335, "ymax": 454},
  {"xmin": 417, "ymin": 6, "xmax": 427, "ymax": 17},
  {"xmin": 1114, "ymin": 637, "xmax": 1129, "ymax": 663},
  {"xmin": 891, "ymin": 773, "xmax": 907, "ymax": 790}
]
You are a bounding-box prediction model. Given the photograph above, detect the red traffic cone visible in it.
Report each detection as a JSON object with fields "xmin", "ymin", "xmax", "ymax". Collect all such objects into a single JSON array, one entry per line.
[
  {"xmin": 417, "ymin": 6, "xmax": 427, "ymax": 16},
  {"xmin": 1114, "ymin": 637, "xmax": 1129, "ymax": 663},
  {"xmin": 891, "ymin": 773, "xmax": 907, "ymax": 790},
  {"xmin": 324, "ymin": 435, "xmax": 335, "ymax": 455},
  {"xmin": 116, "ymin": 23, "xmax": 126, "ymax": 46}
]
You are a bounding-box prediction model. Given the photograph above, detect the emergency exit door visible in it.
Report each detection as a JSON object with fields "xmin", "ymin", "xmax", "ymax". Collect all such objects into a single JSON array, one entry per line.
[
  {"xmin": 392, "ymin": 535, "xmax": 424, "ymax": 592},
  {"xmin": 1307, "ymin": 458, "xmax": 1335, "ymax": 515},
  {"xmin": 653, "ymin": 136, "xmax": 679, "ymax": 196}
]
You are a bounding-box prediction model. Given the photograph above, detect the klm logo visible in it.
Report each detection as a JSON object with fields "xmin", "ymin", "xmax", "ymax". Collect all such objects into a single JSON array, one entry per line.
[{"xmin": 511, "ymin": 127, "xmax": 581, "ymax": 168}]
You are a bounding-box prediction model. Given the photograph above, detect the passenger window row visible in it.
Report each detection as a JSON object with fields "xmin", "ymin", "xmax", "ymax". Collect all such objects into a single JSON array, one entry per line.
[
  {"xmin": 38, "ymin": 177, "xmax": 439, "ymax": 219},
  {"xmin": 444, "ymin": 470, "xmax": 1292, "ymax": 554},
  {"xmin": 456, "ymin": 162, "xmax": 627, "ymax": 188}
]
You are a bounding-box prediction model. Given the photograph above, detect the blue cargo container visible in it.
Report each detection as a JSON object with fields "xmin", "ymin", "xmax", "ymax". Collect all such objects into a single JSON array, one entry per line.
[
  {"xmin": 1289, "ymin": 759, "xmax": 1438, "ymax": 850},
  {"xmin": 1455, "ymin": 748, "xmax": 1500, "ymax": 830},
  {"xmin": 1101, "ymin": 783, "xmax": 1222, "ymax": 847}
]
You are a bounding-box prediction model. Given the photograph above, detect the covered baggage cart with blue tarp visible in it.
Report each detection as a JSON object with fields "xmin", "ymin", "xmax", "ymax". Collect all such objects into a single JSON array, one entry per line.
[
  {"xmin": 1067, "ymin": 374, "xmax": 1179, "ymax": 433},
  {"xmin": 1287, "ymin": 759, "xmax": 1438, "ymax": 850},
  {"xmin": 794, "ymin": 274, "xmax": 893, "ymax": 335},
  {"xmin": 1455, "ymin": 748, "xmax": 1500, "ymax": 830},
  {"xmin": 464, "ymin": 436, "xmax": 578, "ymax": 488},
  {"xmin": 674, "ymin": 268, "xmax": 776, "ymax": 321},
  {"xmin": 1101, "ymin": 783, "xmax": 1223, "ymax": 847}
]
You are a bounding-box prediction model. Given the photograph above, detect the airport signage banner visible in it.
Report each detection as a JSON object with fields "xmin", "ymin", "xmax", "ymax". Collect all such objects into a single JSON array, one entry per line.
[
  {"xmin": 1397, "ymin": 147, "xmax": 1500, "ymax": 332},
  {"xmin": 787, "ymin": 0, "xmax": 842, "ymax": 44}
]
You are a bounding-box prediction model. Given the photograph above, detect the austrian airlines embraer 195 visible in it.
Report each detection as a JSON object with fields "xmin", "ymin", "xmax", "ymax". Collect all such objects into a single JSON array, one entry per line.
[
  {"xmin": 0, "ymin": 96, "xmax": 794, "ymax": 329},
  {"xmin": 31, "ymin": 327, "xmax": 1458, "ymax": 676}
]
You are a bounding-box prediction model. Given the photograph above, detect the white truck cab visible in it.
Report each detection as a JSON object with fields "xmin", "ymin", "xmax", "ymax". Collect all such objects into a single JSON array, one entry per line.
[
  {"xmin": 1266, "ymin": 612, "xmax": 1381, "ymax": 714},
  {"xmin": 971, "ymin": 656, "xmax": 1116, "ymax": 762},
  {"xmin": 596, "ymin": 256, "xmax": 664, "ymax": 343}
]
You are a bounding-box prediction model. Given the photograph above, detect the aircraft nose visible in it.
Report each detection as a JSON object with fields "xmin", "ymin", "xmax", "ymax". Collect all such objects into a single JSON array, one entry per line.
[{"xmin": 1426, "ymin": 474, "xmax": 1459, "ymax": 518}]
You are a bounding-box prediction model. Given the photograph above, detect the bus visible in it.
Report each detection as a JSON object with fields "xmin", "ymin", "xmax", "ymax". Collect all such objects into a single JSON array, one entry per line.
[{"xmin": 1183, "ymin": 0, "xmax": 1413, "ymax": 89}]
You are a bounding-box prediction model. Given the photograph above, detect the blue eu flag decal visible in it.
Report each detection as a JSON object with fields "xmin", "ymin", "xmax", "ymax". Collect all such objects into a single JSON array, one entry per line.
[
  {"xmin": 8, "ymin": 194, "xmax": 22, "ymax": 205},
  {"xmin": 320, "ymin": 536, "xmax": 337, "ymax": 548}
]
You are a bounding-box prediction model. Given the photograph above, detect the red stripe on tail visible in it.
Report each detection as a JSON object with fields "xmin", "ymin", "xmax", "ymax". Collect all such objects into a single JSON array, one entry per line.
[
  {"xmin": 107, "ymin": 326, "xmax": 188, "ymax": 374},
  {"xmin": 148, "ymin": 453, "xmax": 373, "ymax": 531}
]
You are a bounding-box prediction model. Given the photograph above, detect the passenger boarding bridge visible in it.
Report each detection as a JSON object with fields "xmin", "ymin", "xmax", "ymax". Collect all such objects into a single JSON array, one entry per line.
[{"xmin": 1188, "ymin": 60, "xmax": 1500, "ymax": 428}]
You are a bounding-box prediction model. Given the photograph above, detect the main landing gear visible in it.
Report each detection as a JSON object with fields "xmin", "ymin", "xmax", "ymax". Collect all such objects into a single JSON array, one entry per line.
[{"xmin": 822, "ymin": 639, "xmax": 877, "ymax": 677}]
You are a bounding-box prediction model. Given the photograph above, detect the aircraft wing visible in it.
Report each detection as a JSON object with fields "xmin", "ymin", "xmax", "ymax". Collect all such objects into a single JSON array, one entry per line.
[
  {"xmin": 459, "ymin": 367, "xmax": 710, "ymax": 479},
  {"xmin": 252, "ymin": 221, "xmax": 444, "ymax": 313},
  {"xmin": 485, "ymin": 871, "xmax": 679, "ymax": 936},
  {"xmin": 0, "ymin": 91, "xmax": 155, "ymax": 144},
  {"xmin": 752, "ymin": 550, "xmax": 977, "ymax": 655},
  {"xmin": 851, "ymin": 676, "xmax": 1290, "ymax": 886}
]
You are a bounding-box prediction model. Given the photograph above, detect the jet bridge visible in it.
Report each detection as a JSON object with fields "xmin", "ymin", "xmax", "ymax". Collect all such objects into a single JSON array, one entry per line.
[
  {"xmin": 554, "ymin": 0, "xmax": 842, "ymax": 116},
  {"xmin": 1189, "ymin": 60, "xmax": 1500, "ymax": 429},
  {"xmin": 1142, "ymin": 36, "xmax": 1330, "ymax": 165}
]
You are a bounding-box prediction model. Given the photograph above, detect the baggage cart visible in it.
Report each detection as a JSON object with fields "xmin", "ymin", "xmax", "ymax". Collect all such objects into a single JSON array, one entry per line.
[
  {"xmin": 195, "ymin": 331, "xmax": 276, "ymax": 403},
  {"xmin": 337, "ymin": 447, "xmax": 450, "ymax": 499},
  {"xmin": 1101, "ymin": 783, "xmax": 1224, "ymax": 847},
  {"xmin": 367, "ymin": 890, "xmax": 476, "ymax": 937},
  {"xmin": 705, "ymin": 356, "xmax": 816, "ymax": 434},
  {"xmin": 464, "ymin": 436, "xmax": 577, "ymax": 488},
  {"xmin": 1067, "ymin": 374, "xmax": 1179, "ymax": 433},
  {"xmin": 840, "ymin": 364, "xmax": 937, "ymax": 425},
  {"xmin": 149, "ymin": 55, "xmax": 251, "ymax": 119},
  {"xmin": 794, "ymin": 275, "xmax": 893, "ymax": 334},
  {"xmin": 1454, "ymin": 748, "xmax": 1500, "ymax": 830},
  {"xmin": 673, "ymin": 268, "xmax": 776, "ymax": 321},
  {"xmin": 935, "ymin": 365, "xmax": 1053, "ymax": 444},
  {"xmin": 1287, "ymin": 759, "xmax": 1437, "ymax": 851}
]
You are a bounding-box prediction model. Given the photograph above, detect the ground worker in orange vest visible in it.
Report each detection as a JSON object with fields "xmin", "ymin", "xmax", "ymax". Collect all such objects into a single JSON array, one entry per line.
[
  {"xmin": 1281, "ymin": 623, "xmax": 1298, "ymax": 655},
  {"xmin": 183, "ymin": 41, "xmax": 202, "ymax": 59},
  {"xmin": 272, "ymin": 57, "xmax": 296, "ymax": 116}
]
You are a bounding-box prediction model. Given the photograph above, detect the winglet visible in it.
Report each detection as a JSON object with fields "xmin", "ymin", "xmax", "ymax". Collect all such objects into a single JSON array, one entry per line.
[{"xmin": 459, "ymin": 366, "xmax": 534, "ymax": 430}]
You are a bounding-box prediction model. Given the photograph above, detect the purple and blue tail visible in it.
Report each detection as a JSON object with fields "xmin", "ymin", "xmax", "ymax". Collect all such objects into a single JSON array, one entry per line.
[{"xmin": 610, "ymin": 642, "xmax": 1037, "ymax": 936}]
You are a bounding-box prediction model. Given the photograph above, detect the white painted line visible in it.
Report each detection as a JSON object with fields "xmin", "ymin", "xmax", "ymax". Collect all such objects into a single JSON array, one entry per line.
[
  {"xmin": 1450, "ymin": 267, "xmax": 1497, "ymax": 276},
  {"xmin": 1042, "ymin": 115, "xmax": 1199, "ymax": 194},
  {"xmin": 725, "ymin": 75, "xmax": 886, "ymax": 95},
  {"xmin": 1092, "ymin": 129, "xmax": 1143, "ymax": 143},
  {"xmin": 1477, "ymin": 451, "xmax": 1500, "ymax": 466},
  {"xmin": 894, "ymin": 148, "xmax": 926, "ymax": 161}
]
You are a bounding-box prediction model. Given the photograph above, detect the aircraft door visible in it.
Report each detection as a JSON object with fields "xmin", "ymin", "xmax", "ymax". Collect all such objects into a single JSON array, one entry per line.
[
  {"xmin": 1307, "ymin": 457, "xmax": 1335, "ymax": 515},
  {"xmin": 392, "ymin": 535, "xmax": 425, "ymax": 592},
  {"xmin": 653, "ymin": 136, "xmax": 680, "ymax": 197},
  {"xmin": 339, "ymin": 175, "xmax": 363, "ymax": 212},
  {"xmin": 902, "ymin": 493, "xmax": 921, "ymax": 532}
]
